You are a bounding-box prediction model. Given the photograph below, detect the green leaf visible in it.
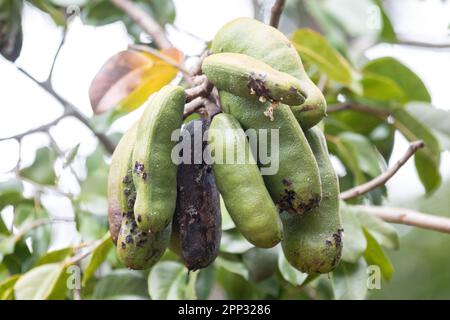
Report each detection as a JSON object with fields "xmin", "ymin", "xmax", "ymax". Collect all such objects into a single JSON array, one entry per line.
[
  {"xmin": 353, "ymin": 207, "xmax": 399, "ymax": 250},
  {"xmin": 392, "ymin": 108, "xmax": 441, "ymax": 193},
  {"xmin": 374, "ymin": 0, "xmax": 397, "ymax": 43},
  {"xmin": 340, "ymin": 204, "xmax": 367, "ymax": 263},
  {"xmin": 14, "ymin": 263, "xmax": 68, "ymax": 300},
  {"xmin": 75, "ymin": 209, "xmax": 108, "ymax": 241},
  {"xmin": 220, "ymin": 229, "xmax": 253, "ymax": 254},
  {"xmin": 80, "ymin": 0, "xmax": 123, "ymax": 26},
  {"xmin": 148, "ymin": 261, "xmax": 192, "ymax": 300},
  {"xmin": 338, "ymin": 132, "xmax": 385, "ymax": 178},
  {"xmin": 407, "ymin": 103, "xmax": 450, "ymax": 151},
  {"xmin": 0, "ymin": 274, "xmax": 20, "ymax": 300},
  {"xmin": 20, "ymin": 147, "xmax": 57, "ymax": 186},
  {"xmin": 363, "ymin": 228, "xmax": 394, "ymax": 281},
  {"xmin": 147, "ymin": 0, "xmax": 176, "ymax": 25},
  {"xmin": 185, "ymin": 270, "xmax": 198, "ymax": 300},
  {"xmin": 79, "ymin": 168, "xmax": 108, "ymax": 198},
  {"xmin": 2, "ymin": 237, "xmax": 32, "ymax": 274},
  {"xmin": 332, "ymin": 259, "xmax": 368, "ymax": 300},
  {"xmin": 82, "ymin": 232, "xmax": 112, "ymax": 286},
  {"xmin": 291, "ymin": 28, "xmax": 354, "ymax": 86},
  {"xmin": 81, "ymin": 0, "xmax": 175, "ymax": 29},
  {"xmin": 216, "ymin": 267, "xmax": 263, "ymax": 299},
  {"xmin": 14, "ymin": 204, "xmax": 35, "ymax": 226},
  {"xmin": 63, "ymin": 143, "xmax": 80, "ymax": 168},
  {"xmin": 27, "ymin": 0, "xmax": 66, "ymax": 26},
  {"xmin": 93, "ymin": 269, "xmax": 149, "ymax": 299},
  {"xmin": 361, "ymin": 72, "xmax": 406, "ymax": 102},
  {"xmin": 35, "ymin": 247, "xmax": 74, "ymax": 266},
  {"xmin": 328, "ymin": 135, "xmax": 364, "ymax": 185},
  {"xmin": 29, "ymin": 219, "xmax": 52, "ymax": 258},
  {"xmin": 278, "ymin": 251, "xmax": 308, "ymax": 286},
  {"xmin": 85, "ymin": 147, "xmax": 107, "ymax": 175},
  {"xmin": 242, "ymin": 247, "xmax": 278, "ymax": 282},
  {"xmin": 0, "ymin": 180, "xmax": 31, "ymax": 212},
  {"xmin": 195, "ymin": 265, "xmax": 215, "ymax": 300},
  {"xmin": 363, "ymin": 57, "xmax": 431, "ymax": 103},
  {"xmin": 0, "ymin": 234, "xmax": 16, "ymax": 257},
  {"xmin": 0, "ymin": 0, "xmax": 23, "ymax": 61},
  {"xmin": 215, "ymin": 257, "xmax": 249, "ymax": 280}
]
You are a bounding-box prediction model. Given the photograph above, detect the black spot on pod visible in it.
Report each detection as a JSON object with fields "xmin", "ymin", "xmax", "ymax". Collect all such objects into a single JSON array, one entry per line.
[{"xmin": 172, "ymin": 119, "xmax": 222, "ymax": 271}]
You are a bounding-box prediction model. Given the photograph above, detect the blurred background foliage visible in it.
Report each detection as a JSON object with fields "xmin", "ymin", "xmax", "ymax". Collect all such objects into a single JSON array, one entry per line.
[{"xmin": 0, "ymin": 0, "xmax": 449, "ymax": 299}]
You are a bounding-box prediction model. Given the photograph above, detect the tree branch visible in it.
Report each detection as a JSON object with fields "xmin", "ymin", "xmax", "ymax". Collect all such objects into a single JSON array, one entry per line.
[
  {"xmin": 355, "ymin": 205, "xmax": 450, "ymax": 234},
  {"xmin": 0, "ymin": 112, "xmax": 69, "ymax": 142},
  {"xmin": 111, "ymin": 0, "xmax": 172, "ymax": 49},
  {"xmin": 16, "ymin": 67, "xmax": 116, "ymax": 154},
  {"xmin": 340, "ymin": 140, "xmax": 425, "ymax": 200},
  {"xmin": 15, "ymin": 217, "xmax": 75, "ymax": 240},
  {"xmin": 269, "ymin": 0, "xmax": 286, "ymax": 28},
  {"xmin": 327, "ymin": 103, "xmax": 390, "ymax": 119}
]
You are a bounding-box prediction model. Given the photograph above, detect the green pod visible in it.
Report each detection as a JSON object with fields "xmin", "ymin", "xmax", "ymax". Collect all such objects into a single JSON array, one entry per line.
[
  {"xmin": 107, "ymin": 123, "xmax": 139, "ymax": 245},
  {"xmin": 281, "ymin": 127, "xmax": 343, "ymax": 274},
  {"xmin": 202, "ymin": 53, "xmax": 306, "ymax": 106},
  {"xmin": 209, "ymin": 113, "xmax": 282, "ymax": 248},
  {"xmin": 132, "ymin": 85, "xmax": 185, "ymax": 232},
  {"xmin": 117, "ymin": 212, "xmax": 171, "ymax": 270},
  {"xmin": 211, "ymin": 17, "xmax": 326, "ymax": 129},
  {"xmin": 108, "ymin": 123, "xmax": 171, "ymax": 270},
  {"xmin": 220, "ymin": 91, "xmax": 322, "ymax": 214}
]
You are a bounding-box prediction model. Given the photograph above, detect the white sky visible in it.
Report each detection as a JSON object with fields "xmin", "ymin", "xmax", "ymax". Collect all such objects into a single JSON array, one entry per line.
[{"xmin": 0, "ymin": 0, "xmax": 449, "ymax": 247}]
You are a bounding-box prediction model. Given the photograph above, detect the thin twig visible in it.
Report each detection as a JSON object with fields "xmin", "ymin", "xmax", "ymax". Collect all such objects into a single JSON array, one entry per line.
[
  {"xmin": 16, "ymin": 172, "xmax": 75, "ymax": 199},
  {"xmin": 0, "ymin": 112, "xmax": 68, "ymax": 142},
  {"xmin": 111, "ymin": 0, "xmax": 172, "ymax": 49},
  {"xmin": 340, "ymin": 140, "xmax": 425, "ymax": 200},
  {"xmin": 47, "ymin": 131, "xmax": 81, "ymax": 183},
  {"xmin": 269, "ymin": 0, "xmax": 286, "ymax": 28},
  {"xmin": 327, "ymin": 103, "xmax": 391, "ymax": 119},
  {"xmin": 355, "ymin": 205, "xmax": 450, "ymax": 234},
  {"xmin": 47, "ymin": 27, "xmax": 67, "ymax": 84},
  {"xmin": 169, "ymin": 24, "xmax": 208, "ymax": 44},
  {"xmin": 129, "ymin": 44, "xmax": 192, "ymax": 75},
  {"xmin": 15, "ymin": 217, "xmax": 75, "ymax": 240},
  {"xmin": 16, "ymin": 67, "xmax": 116, "ymax": 154},
  {"xmin": 129, "ymin": 44, "xmax": 194, "ymax": 85},
  {"xmin": 65, "ymin": 239, "xmax": 102, "ymax": 265},
  {"xmin": 395, "ymin": 34, "xmax": 450, "ymax": 49}
]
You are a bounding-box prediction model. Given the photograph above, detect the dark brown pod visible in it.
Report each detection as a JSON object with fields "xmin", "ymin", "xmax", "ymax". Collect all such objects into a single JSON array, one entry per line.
[{"xmin": 172, "ymin": 119, "xmax": 221, "ymax": 270}]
